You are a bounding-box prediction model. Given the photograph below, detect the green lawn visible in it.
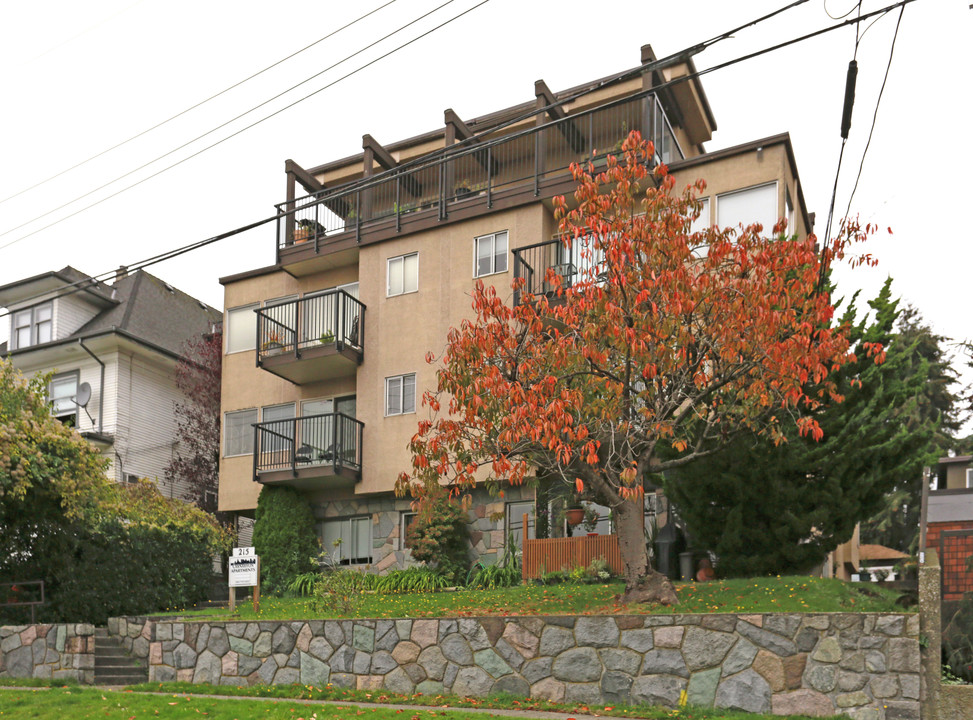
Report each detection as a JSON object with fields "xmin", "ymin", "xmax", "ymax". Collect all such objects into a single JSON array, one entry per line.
[
  {"xmin": 0, "ymin": 685, "xmax": 843, "ymax": 720},
  {"xmin": 161, "ymin": 576, "xmax": 909, "ymax": 622}
]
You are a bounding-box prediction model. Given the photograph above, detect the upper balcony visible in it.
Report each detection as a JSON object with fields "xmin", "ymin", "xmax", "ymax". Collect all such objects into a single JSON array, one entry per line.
[
  {"xmin": 275, "ymin": 95, "xmax": 682, "ymax": 273},
  {"xmin": 256, "ymin": 289, "xmax": 364, "ymax": 384},
  {"xmin": 253, "ymin": 412, "xmax": 363, "ymax": 489}
]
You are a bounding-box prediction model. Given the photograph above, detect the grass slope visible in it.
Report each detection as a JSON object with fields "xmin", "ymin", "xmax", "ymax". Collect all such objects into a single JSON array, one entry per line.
[{"xmin": 164, "ymin": 576, "xmax": 908, "ymax": 622}]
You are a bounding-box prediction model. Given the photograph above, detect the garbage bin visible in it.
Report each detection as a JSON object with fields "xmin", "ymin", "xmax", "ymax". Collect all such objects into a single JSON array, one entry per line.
[
  {"xmin": 655, "ymin": 521, "xmax": 678, "ymax": 579},
  {"xmin": 679, "ymin": 551, "xmax": 695, "ymax": 582}
]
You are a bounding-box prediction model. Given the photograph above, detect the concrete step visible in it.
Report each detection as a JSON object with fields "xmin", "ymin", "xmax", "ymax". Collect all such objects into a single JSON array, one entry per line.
[{"xmin": 93, "ymin": 626, "xmax": 149, "ymax": 686}]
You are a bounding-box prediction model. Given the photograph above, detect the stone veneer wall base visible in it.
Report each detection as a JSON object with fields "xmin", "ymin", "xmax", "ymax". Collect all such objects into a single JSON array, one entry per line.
[
  {"xmin": 0, "ymin": 623, "xmax": 96, "ymax": 683},
  {"xmin": 109, "ymin": 612, "xmax": 920, "ymax": 718}
]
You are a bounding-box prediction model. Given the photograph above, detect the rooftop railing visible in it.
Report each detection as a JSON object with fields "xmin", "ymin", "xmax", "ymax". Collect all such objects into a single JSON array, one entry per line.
[{"xmin": 276, "ymin": 95, "xmax": 682, "ymax": 251}]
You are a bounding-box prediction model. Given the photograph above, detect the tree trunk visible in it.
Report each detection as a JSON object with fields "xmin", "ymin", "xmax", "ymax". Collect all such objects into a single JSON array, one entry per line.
[{"xmin": 614, "ymin": 497, "xmax": 678, "ymax": 606}]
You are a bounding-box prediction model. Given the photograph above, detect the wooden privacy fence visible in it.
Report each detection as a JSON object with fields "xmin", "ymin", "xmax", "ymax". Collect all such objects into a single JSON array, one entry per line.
[{"xmin": 522, "ymin": 534, "xmax": 623, "ymax": 580}]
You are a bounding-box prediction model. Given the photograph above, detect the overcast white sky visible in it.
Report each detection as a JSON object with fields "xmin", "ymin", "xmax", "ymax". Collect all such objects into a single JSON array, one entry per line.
[{"xmin": 0, "ymin": 0, "xmax": 970, "ymax": 427}]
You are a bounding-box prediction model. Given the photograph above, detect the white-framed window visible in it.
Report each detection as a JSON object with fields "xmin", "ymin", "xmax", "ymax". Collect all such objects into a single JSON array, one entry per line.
[
  {"xmin": 224, "ymin": 408, "xmax": 258, "ymax": 456},
  {"xmin": 385, "ymin": 373, "xmax": 416, "ymax": 416},
  {"xmin": 226, "ymin": 304, "xmax": 258, "ymax": 354},
  {"xmin": 49, "ymin": 371, "xmax": 79, "ymax": 426},
  {"xmin": 966, "ymin": 468, "xmax": 973, "ymax": 489},
  {"xmin": 320, "ymin": 516, "xmax": 372, "ymax": 565},
  {"xmin": 387, "ymin": 253, "xmax": 418, "ymax": 297},
  {"xmin": 474, "ymin": 231, "xmax": 508, "ymax": 278},
  {"xmin": 690, "ymin": 197, "xmax": 710, "ymax": 234},
  {"xmin": 11, "ymin": 302, "xmax": 52, "ymax": 350},
  {"xmin": 716, "ymin": 182, "xmax": 778, "ymax": 237}
]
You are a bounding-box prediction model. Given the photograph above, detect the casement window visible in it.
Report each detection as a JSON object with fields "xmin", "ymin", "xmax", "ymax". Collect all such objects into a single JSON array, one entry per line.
[
  {"xmin": 226, "ymin": 304, "xmax": 258, "ymax": 353},
  {"xmin": 474, "ymin": 231, "xmax": 508, "ymax": 278},
  {"xmin": 224, "ymin": 409, "xmax": 258, "ymax": 456},
  {"xmin": 49, "ymin": 371, "xmax": 79, "ymax": 426},
  {"xmin": 320, "ymin": 516, "xmax": 372, "ymax": 565},
  {"xmin": 385, "ymin": 373, "xmax": 416, "ymax": 416},
  {"xmin": 11, "ymin": 302, "xmax": 52, "ymax": 350},
  {"xmin": 387, "ymin": 253, "xmax": 418, "ymax": 297},
  {"xmin": 716, "ymin": 182, "xmax": 778, "ymax": 237}
]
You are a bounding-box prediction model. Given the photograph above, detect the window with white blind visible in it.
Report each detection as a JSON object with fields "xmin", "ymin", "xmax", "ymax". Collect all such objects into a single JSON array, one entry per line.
[
  {"xmin": 11, "ymin": 302, "xmax": 52, "ymax": 350},
  {"xmin": 385, "ymin": 373, "xmax": 416, "ymax": 416},
  {"xmin": 226, "ymin": 304, "xmax": 258, "ymax": 353},
  {"xmin": 716, "ymin": 182, "xmax": 778, "ymax": 237},
  {"xmin": 224, "ymin": 409, "xmax": 258, "ymax": 456},
  {"xmin": 387, "ymin": 253, "xmax": 418, "ymax": 297}
]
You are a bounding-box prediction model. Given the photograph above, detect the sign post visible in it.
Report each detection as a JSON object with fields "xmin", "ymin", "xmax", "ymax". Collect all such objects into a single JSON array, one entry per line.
[{"xmin": 229, "ymin": 547, "xmax": 259, "ymax": 613}]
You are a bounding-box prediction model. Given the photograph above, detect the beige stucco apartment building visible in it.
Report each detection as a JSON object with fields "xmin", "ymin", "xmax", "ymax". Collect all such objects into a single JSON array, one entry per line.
[{"xmin": 218, "ymin": 43, "xmax": 812, "ymax": 572}]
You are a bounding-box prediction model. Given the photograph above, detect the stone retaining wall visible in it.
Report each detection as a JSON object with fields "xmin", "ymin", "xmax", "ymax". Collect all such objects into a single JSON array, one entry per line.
[
  {"xmin": 0, "ymin": 623, "xmax": 96, "ymax": 683},
  {"xmin": 112, "ymin": 613, "xmax": 919, "ymax": 718}
]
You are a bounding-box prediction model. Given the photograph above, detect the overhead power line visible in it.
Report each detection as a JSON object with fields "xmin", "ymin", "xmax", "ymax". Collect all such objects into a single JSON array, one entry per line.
[
  {"xmin": 0, "ymin": 0, "xmax": 400, "ymax": 208},
  {"xmin": 0, "ymin": 0, "xmax": 918, "ymax": 319},
  {"xmin": 0, "ymin": 0, "xmax": 469, "ymax": 246}
]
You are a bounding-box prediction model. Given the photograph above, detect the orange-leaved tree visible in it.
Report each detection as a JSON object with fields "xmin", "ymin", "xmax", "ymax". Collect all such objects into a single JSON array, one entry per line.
[{"xmin": 397, "ymin": 132, "xmax": 878, "ymax": 604}]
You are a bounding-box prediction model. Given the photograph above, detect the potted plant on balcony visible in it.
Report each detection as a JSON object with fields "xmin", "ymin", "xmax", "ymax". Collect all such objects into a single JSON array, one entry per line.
[
  {"xmin": 261, "ymin": 331, "xmax": 285, "ymax": 356},
  {"xmin": 293, "ymin": 218, "xmax": 325, "ymax": 244},
  {"xmin": 319, "ymin": 331, "xmax": 335, "ymax": 345},
  {"xmin": 454, "ymin": 179, "xmax": 473, "ymax": 199}
]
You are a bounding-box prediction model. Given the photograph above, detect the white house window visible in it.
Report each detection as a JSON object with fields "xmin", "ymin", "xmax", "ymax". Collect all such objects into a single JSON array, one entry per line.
[
  {"xmin": 474, "ymin": 231, "xmax": 508, "ymax": 277},
  {"xmin": 505, "ymin": 501, "xmax": 535, "ymax": 550},
  {"xmin": 966, "ymin": 468, "xmax": 973, "ymax": 489},
  {"xmin": 50, "ymin": 372, "xmax": 78, "ymax": 426},
  {"xmin": 11, "ymin": 302, "xmax": 52, "ymax": 350},
  {"xmin": 224, "ymin": 409, "xmax": 257, "ymax": 456},
  {"xmin": 387, "ymin": 253, "xmax": 418, "ymax": 297},
  {"xmin": 226, "ymin": 304, "xmax": 258, "ymax": 354},
  {"xmin": 716, "ymin": 182, "xmax": 778, "ymax": 237},
  {"xmin": 385, "ymin": 373, "xmax": 416, "ymax": 416},
  {"xmin": 320, "ymin": 516, "xmax": 372, "ymax": 565},
  {"xmin": 401, "ymin": 512, "xmax": 417, "ymax": 549}
]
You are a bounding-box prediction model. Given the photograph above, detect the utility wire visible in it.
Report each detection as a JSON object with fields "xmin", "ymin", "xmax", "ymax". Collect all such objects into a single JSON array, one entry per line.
[
  {"xmin": 0, "ymin": 0, "xmax": 400, "ymax": 208},
  {"xmin": 842, "ymin": 5, "xmax": 905, "ymax": 221},
  {"xmin": 0, "ymin": 0, "xmax": 918, "ymax": 319},
  {"xmin": 0, "ymin": 0, "xmax": 464, "ymax": 244},
  {"xmin": 0, "ymin": 0, "xmax": 811, "ymax": 252}
]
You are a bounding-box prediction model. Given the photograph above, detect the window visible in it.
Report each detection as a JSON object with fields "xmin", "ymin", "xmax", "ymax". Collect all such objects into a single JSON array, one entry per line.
[
  {"xmin": 11, "ymin": 302, "xmax": 52, "ymax": 350},
  {"xmin": 387, "ymin": 253, "xmax": 418, "ymax": 297},
  {"xmin": 716, "ymin": 182, "xmax": 778, "ymax": 237},
  {"xmin": 226, "ymin": 304, "xmax": 258, "ymax": 353},
  {"xmin": 690, "ymin": 197, "xmax": 710, "ymax": 234},
  {"xmin": 50, "ymin": 372, "xmax": 78, "ymax": 426},
  {"xmin": 386, "ymin": 373, "xmax": 416, "ymax": 416},
  {"xmin": 505, "ymin": 501, "xmax": 535, "ymax": 550},
  {"xmin": 401, "ymin": 512, "xmax": 417, "ymax": 549},
  {"xmin": 967, "ymin": 468, "xmax": 973, "ymax": 489},
  {"xmin": 474, "ymin": 231, "xmax": 508, "ymax": 277},
  {"xmin": 224, "ymin": 409, "xmax": 258, "ymax": 456},
  {"xmin": 320, "ymin": 516, "xmax": 372, "ymax": 565}
]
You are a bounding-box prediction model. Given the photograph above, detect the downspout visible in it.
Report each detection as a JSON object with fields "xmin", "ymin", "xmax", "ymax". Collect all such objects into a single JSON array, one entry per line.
[{"xmin": 77, "ymin": 338, "xmax": 105, "ymax": 434}]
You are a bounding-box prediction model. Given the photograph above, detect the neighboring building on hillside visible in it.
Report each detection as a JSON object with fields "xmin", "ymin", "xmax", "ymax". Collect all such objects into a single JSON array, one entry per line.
[
  {"xmin": 0, "ymin": 266, "xmax": 222, "ymax": 502},
  {"xmin": 927, "ymin": 454, "xmax": 973, "ymax": 600},
  {"xmin": 217, "ymin": 43, "xmax": 813, "ymax": 572}
]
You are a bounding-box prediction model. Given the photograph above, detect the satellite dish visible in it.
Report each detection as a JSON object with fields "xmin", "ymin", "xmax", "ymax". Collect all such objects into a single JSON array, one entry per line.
[{"xmin": 75, "ymin": 382, "xmax": 92, "ymax": 408}]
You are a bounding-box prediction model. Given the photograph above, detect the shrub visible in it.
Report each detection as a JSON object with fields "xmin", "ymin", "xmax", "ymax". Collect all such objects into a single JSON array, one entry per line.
[
  {"xmin": 372, "ymin": 566, "xmax": 450, "ymax": 594},
  {"xmin": 253, "ymin": 486, "xmax": 320, "ymax": 595},
  {"xmin": 311, "ymin": 568, "xmax": 371, "ymax": 615},
  {"xmin": 469, "ymin": 532, "xmax": 521, "ymax": 589},
  {"xmin": 943, "ymin": 594, "xmax": 973, "ymax": 682},
  {"xmin": 406, "ymin": 491, "xmax": 469, "ymax": 584}
]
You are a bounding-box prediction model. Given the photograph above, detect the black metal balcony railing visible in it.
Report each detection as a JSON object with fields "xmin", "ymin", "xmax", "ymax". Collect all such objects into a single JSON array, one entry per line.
[
  {"xmin": 512, "ymin": 234, "xmax": 608, "ymax": 306},
  {"xmin": 276, "ymin": 95, "xmax": 683, "ymax": 249},
  {"xmin": 253, "ymin": 413, "xmax": 363, "ymax": 480},
  {"xmin": 256, "ymin": 289, "xmax": 364, "ymax": 362}
]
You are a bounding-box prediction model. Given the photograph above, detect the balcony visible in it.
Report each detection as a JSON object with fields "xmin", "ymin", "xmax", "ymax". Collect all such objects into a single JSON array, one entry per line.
[
  {"xmin": 276, "ymin": 95, "xmax": 682, "ymax": 269},
  {"xmin": 256, "ymin": 290, "xmax": 364, "ymax": 384},
  {"xmin": 512, "ymin": 234, "xmax": 607, "ymax": 306},
  {"xmin": 928, "ymin": 487, "xmax": 973, "ymax": 524},
  {"xmin": 253, "ymin": 413, "xmax": 363, "ymax": 489}
]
